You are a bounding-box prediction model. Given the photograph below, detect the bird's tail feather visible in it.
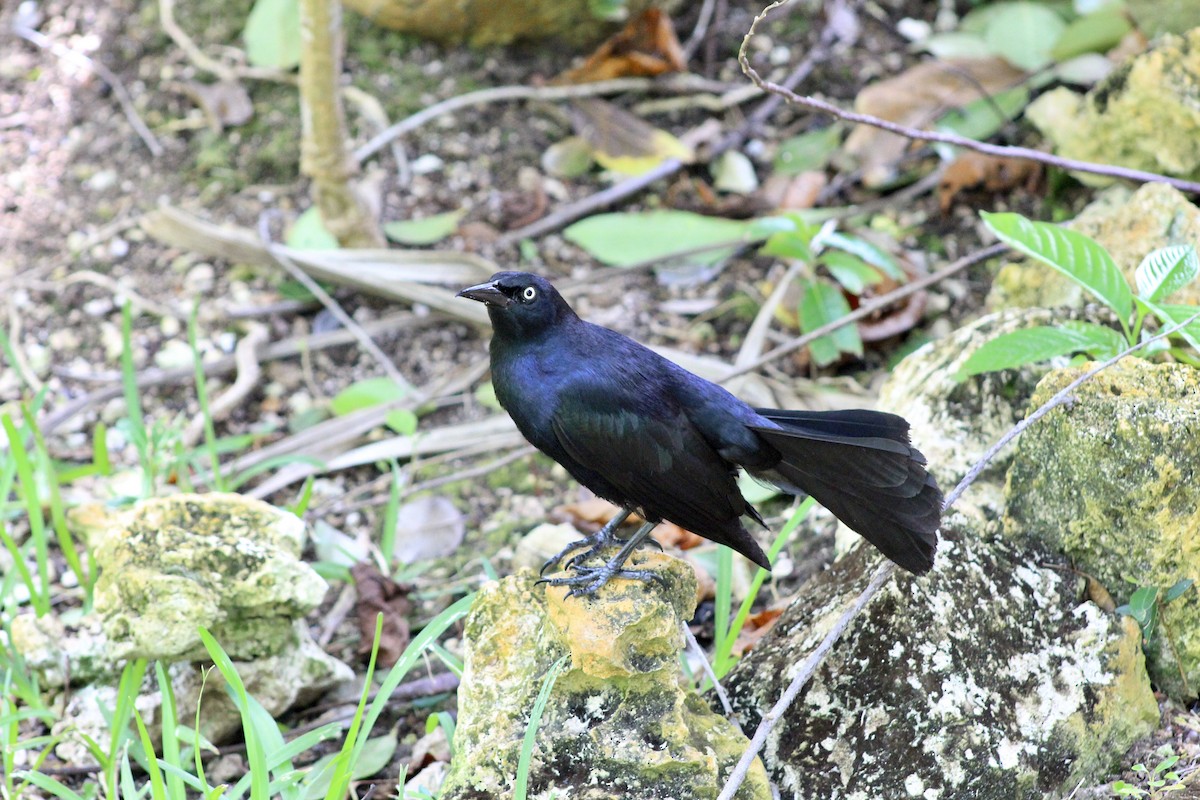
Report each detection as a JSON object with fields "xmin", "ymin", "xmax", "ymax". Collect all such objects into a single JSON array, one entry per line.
[{"xmin": 749, "ymin": 409, "xmax": 942, "ymax": 573}]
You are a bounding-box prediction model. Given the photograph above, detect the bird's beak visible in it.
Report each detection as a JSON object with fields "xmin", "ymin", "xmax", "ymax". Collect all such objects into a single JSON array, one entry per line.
[{"xmin": 456, "ymin": 281, "xmax": 512, "ymax": 307}]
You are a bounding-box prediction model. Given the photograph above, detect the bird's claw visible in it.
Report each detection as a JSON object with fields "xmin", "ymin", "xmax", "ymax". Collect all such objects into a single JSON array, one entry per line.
[
  {"xmin": 539, "ymin": 530, "xmax": 614, "ymax": 576},
  {"xmin": 540, "ymin": 565, "xmax": 668, "ymax": 597}
]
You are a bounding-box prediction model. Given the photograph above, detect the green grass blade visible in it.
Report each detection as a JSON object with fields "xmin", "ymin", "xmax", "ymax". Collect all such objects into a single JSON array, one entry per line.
[
  {"xmin": 713, "ymin": 497, "xmax": 814, "ymax": 677},
  {"xmin": 515, "ymin": 655, "xmax": 569, "ymax": 800},
  {"xmin": 17, "ymin": 770, "xmax": 89, "ymax": 800},
  {"xmin": 155, "ymin": 662, "xmax": 188, "ymax": 800},
  {"xmin": 199, "ymin": 629, "xmax": 269, "ymax": 800},
  {"xmin": 189, "ymin": 301, "xmax": 226, "ymax": 491},
  {"xmin": 135, "ymin": 707, "xmax": 167, "ymax": 800},
  {"xmin": 120, "ymin": 301, "xmax": 154, "ymax": 495},
  {"xmin": 1, "ymin": 413, "xmax": 50, "ymax": 614}
]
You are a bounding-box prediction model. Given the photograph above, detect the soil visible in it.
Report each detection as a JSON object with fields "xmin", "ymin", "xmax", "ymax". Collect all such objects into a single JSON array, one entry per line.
[{"xmin": 1, "ymin": 0, "xmax": 1195, "ymax": 794}]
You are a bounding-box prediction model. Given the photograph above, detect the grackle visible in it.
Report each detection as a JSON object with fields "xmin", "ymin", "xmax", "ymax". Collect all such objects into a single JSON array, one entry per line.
[{"xmin": 458, "ymin": 272, "xmax": 942, "ymax": 595}]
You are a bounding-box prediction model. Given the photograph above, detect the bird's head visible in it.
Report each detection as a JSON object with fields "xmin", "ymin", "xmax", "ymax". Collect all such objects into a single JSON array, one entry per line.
[{"xmin": 456, "ymin": 271, "xmax": 576, "ymax": 339}]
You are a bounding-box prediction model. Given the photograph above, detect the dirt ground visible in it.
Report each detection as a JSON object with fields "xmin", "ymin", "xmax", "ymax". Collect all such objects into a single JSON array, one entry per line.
[{"xmin": 2, "ymin": 0, "xmax": 1197, "ymax": 793}]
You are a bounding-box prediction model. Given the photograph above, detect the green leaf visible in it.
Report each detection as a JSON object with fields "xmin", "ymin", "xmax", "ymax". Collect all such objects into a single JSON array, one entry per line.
[
  {"xmin": 474, "ymin": 381, "xmax": 504, "ymax": 411},
  {"xmin": 1058, "ymin": 320, "xmax": 1127, "ymax": 359},
  {"xmin": 1124, "ymin": 585, "xmax": 1159, "ymax": 630},
  {"xmin": 384, "ymin": 409, "xmax": 418, "ymax": 436},
  {"xmin": 920, "ymin": 32, "xmax": 991, "ymax": 59},
  {"xmin": 564, "ymin": 211, "xmax": 750, "ymax": 267},
  {"xmin": 773, "ymin": 126, "xmax": 842, "ymax": 175},
  {"xmin": 956, "ymin": 326, "xmax": 1094, "ymax": 379},
  {"xmin": 1134, "ymin": 245, "xmax": 1199, "ymax": 302},
  {"xmin": 1164, "ymin": 578, "xmax": 1194, "ymax": 604},
  {"xmin": 1146, "ymin": 302, "xmax": 1200, "ymax": 353},
  {"xmin": 983, "ymin": 2, "xmax": 1067, "ymax": 71},
  {"xmin": 243, "ymin": 0, "xmax": 301, "ymax": 70},
  {"xmin": 330, "ymin": 378, "xmax": 408, "ymax": 417},
  {"xmin": 761, "ymin": 230, "xmax": 814, "ymax": 261},
  {"xmin": 799, "ymin": 279, "xmax": 861, "ymax": 367},
  {"xmin": 1050, "ymin": 9, "xmax": 1131, "ymax": 61},
  {"xmin": 382, "ymin": 210, "xmax": 465, "ymax": 246},
  {"xmin": 981, "ymin": 212, "xmax": 1133, "ymax": 322},
  {"xmin": 820, "ymin": 251, "xmax": 884, "ymax": 295},
  {"xmin": 820, "ymin": 232, "xmax": 904, "ymax": 280},
  {"xmin": 936, "ymin": 87, "xmax": 1030, "ymax": 142},
  {"xmin": 287, "ymin": 208, "xmax": 339, "ymax": 250}
]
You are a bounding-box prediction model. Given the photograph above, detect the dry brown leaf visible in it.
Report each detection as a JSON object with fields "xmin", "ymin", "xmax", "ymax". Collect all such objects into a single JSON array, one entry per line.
[
  {"xmin": 731, "ymin": 607, "xmax": 785, "ymax": 657},
  {"xmin": 181, "ymin": 80, "xmax": 254, "ymax": 130},
  {"xmin": 351, "ymin": 561, "xmax": 413, "ymax": 668},
  {"xmin": 760, "ymin": 171, "xmax": 829, "ymax": 210},
  {"xmin": 844, "ymin": 58, "xmax": 1027, "ymax": 186},
  {"xmin": 555, "ymin": 9, "xmax": 686, "ymax": 84},
  {"xmin": 938, "ymin": 151, "xmax": 1042, "ymax": 212}
]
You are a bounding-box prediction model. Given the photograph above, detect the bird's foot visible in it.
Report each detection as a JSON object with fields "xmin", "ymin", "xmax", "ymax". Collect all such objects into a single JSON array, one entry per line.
[
  {"xmin": 540, "ymin": 507, "xmax": 635, "ymax": 576},
  {"xmin": 539, "ymin": 530, "xmax": 616, "ymax": 576},
  {"xmin": 540, "ymin": 563, "xmax": 668, "ymax": 598}
]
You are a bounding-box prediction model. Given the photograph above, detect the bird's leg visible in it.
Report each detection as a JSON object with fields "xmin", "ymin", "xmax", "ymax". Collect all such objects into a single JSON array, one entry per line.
[
  {"xmin": 541, "ymin": 521, "xmax": 669, "ymax": 597},
  {"xmin": 539, "ymin": 507, "xmax": 633, "ymax": 576}
]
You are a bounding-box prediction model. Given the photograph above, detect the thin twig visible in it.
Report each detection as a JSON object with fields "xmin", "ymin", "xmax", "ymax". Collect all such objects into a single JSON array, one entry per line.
[
  {"xmin": 685, "ymin": 625, "xmax": 738, "ymax": 727},
  {"xmin": 717, "ymin": 561, "xmax": 895, "ymax": 800},
  {"xmin": 682, "ymin": 0, "xmax": 719, "ymax": 61},
  {"xmin": 39, "ymin": 312, "xmax": 423, "ymax": 434},
  {"xmin": 737, "ymin": 0, "xmax": 1200, "ymax": 194},
  {"xmin": 12, "ymin": 20, "xmax": 163, "ymax": 157},
  {"xmin": 256, "ymin": 212, "xmax": 412, "ymax": 394},
  {"xmin": 500, "ymin": 27, "xmax": 845, "ymax": 245},
  {"xmin": 182, "ymin": 323, "xmax": 268, "ymax": 447},
  {"xmin": 157, "ymin": 0, "xmax": 293, "ymax": 84},
  {"xmin": 717, "ymin": 307, "xmax": 1200, "ymax": 800},
  {"xmin": 353, "ymin": 76, "xmax": 737, "ymax": 164},
  {"xmin": 719, "ymin": 243, "xmax": 1007, "ymax": 382}
]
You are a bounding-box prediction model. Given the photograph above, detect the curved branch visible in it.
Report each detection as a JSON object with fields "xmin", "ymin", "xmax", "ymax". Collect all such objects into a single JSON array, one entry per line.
[{"xmin": 737, "ymin": 0, "xmax": 1200, "ymax": 195}]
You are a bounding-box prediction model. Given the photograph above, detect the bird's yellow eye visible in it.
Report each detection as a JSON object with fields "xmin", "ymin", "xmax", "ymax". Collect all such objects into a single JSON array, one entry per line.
[{"xmin": 522, "ymin": 286, "xmax": 537, "ymax": 301}]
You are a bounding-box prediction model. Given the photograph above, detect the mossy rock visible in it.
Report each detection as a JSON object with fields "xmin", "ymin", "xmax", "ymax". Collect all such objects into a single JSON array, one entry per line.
[{"xmin": 1004, "ymin": 358, "xmax": 1200, "ymax": 699}]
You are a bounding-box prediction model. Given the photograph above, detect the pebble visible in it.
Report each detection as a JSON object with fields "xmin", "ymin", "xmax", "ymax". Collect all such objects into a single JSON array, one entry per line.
[
  {"xmin": 153, "ymin": 339, "xmax": 194, "ymax": 370},
  {"xmin": 411, "ymin": 154, "xmax": 444, "ymax": 175},
  {"xmin": 83, "ymin": 297, "xmax": 114, "ymax": 317},
  {"xmin": 86, "ymin": 169, "xmax": 118, "ymax": 192},
  {"xmin": 160, "ymin": 316, "xmax": 181, "ymax": 338},
  {"xmin": 108, "ymin": 237, "xmax": 130, "ymax": 259},
  {"xmin": 48, "ymin": 328, "xmax": 81, "ymax": 350},
  {"xmin": 184, "ymin": 263, "xmax": 216, "ymax": 294}
]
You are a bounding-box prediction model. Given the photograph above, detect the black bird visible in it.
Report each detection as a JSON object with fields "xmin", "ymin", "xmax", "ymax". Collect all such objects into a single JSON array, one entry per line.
[{"xmin": 458, "ymin": 272, "xmax": 942, "ymax": 595}]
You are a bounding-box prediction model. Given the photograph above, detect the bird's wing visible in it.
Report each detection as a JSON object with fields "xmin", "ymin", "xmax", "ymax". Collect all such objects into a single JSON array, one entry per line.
[{"xmin": 547, "ymin": 390, "xmax": 745, "ymax": 534}]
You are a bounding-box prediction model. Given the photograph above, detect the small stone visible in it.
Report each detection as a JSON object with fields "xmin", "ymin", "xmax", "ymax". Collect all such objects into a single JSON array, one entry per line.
[
  {"xmin": 86, "ymin": 169, "xmax": 118, "ymax": 192},
  {"xmin": 184, "ymin": 263, "xmax": 216, "ymax": 294},
  {"xmin": 108, "ymin": 238, "xmax": 130, "ymax": 259},
  {"xmin": 411, "ymin": 154, "xmax": 444, "ymax": 174},
  {"xmin": 84, "ymin": 297, "xmax": 115, "ymax": 317},
  {"xmin": 48, "ymin": 328, "xmax": 81, "ymax": 350},
  {"xmin": 153, "ymin": 339, "xmax": 194, "ymax": 371}
]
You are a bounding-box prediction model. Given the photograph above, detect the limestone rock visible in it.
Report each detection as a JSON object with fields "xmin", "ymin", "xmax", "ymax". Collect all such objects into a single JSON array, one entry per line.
[
  {"xmin": 94, "ymin": 493, "xmax": 327, "ymax": 661},
  {"xmin": 1004, "ymin": 358, "xmax": 1200, "ymax": 699},
  {"xmin": 876, "ymin": 307, "xmax": 1063, "ymax": 525},
  {"xmin": 723, "ymin": 533, "xmax": 1158, "ymax": 800},
  {"xmin": 988, "ymin": 183, "xmax": 1200, "ymax": 310},
  {"xmin": 1025, "ymin": 29, "xmax": 1200, "ymax": 182},
  {"xmin": 441, "ymin": 552, "xmax": 770, "ymax": 800},
  {"xmin": 40, "ymin": 620, "xmax": 351, "ymax": 761}
]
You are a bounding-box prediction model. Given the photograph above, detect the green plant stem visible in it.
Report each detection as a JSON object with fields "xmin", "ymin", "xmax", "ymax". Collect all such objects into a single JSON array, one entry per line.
[{"xmin": 188, "ymin": 302, "xmax": 225, "ymax": 491}]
